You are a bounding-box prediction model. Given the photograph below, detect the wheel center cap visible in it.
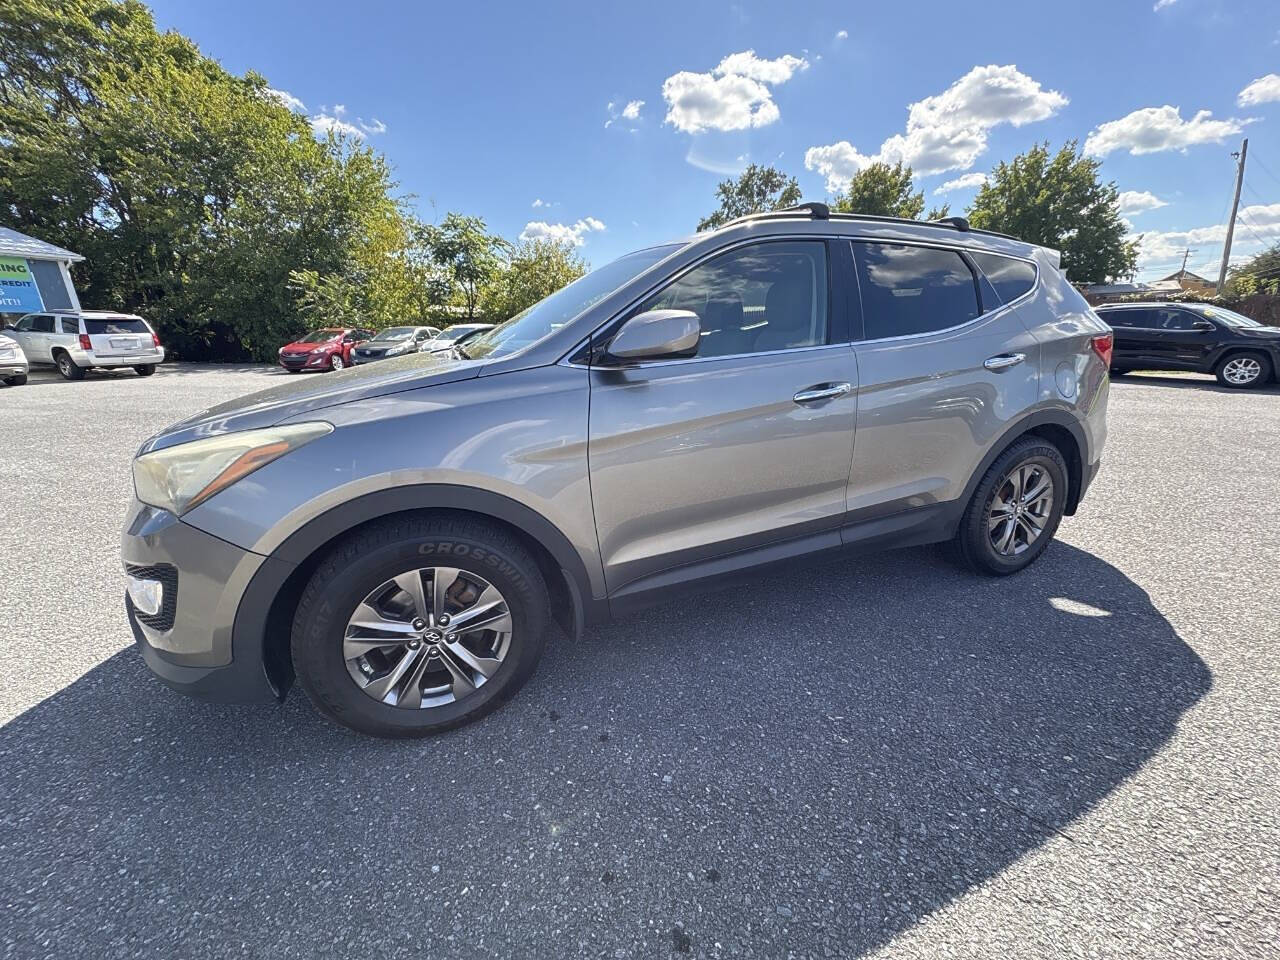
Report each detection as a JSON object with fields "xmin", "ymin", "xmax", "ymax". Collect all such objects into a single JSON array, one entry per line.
[{"xmin": 422, "ymin": 629, "xmax": 443, "ymax": 643}]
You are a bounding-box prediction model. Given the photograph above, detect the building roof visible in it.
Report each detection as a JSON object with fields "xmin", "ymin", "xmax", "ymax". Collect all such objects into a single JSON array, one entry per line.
[
  {"xmin": 1080, "ymin": 279, "xmax": 1183, "ymax": 296},
  {"xmin": 0, "ymin": 226, "xmax": 83, "ymax": 262},
  {"xmin": 1159, "ymin": 269, "xmax": 1211, "ymax": 283}
]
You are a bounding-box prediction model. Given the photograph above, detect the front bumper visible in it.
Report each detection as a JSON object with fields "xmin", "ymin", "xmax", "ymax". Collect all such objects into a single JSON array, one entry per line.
[
  {"xmin": 121, "ymin": 498, "xmax": 279, "ymax": 703},
  {"xmin": 279, "ymin": 352, "xmax": 332, "ymax": 371}
]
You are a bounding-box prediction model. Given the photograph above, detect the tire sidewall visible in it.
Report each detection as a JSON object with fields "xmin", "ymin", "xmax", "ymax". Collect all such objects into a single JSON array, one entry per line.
[
  {"xmin": 1216, "ymin": 352, "xmax": 1271, "ymax": 389},
  {"xmin": 966, "ymin": 443, "xmax": 1067, "ymax": 575},
  {"xmin": 294, "ymin": 530, "xmax": 546, "ymax": 737}
]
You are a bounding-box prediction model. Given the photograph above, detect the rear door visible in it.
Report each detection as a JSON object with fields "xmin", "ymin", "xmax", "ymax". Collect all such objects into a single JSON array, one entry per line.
[
  {"xmin": 587, "ymin": 238, "xmax": 858, "ymax": 596},
  {"xmin": 1102, "ymin": 309, "xmax": 1151, "ymax": 365},
  {"xmin": 847, "ymin": 241, "xmax": 1041, "ymax": 528},
  {"xmin": 84, "ymin": 315, "xmax": 152, "ymax": 357}
]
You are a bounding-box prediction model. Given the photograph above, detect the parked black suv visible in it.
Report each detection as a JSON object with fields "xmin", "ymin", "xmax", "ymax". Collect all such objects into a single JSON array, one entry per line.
[{"xmin": 1097, "ymin": 302, "xmax": 1280, "ymax": 389}]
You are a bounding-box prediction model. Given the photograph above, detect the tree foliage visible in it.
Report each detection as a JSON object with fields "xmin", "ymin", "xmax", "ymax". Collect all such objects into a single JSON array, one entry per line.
[
  {"xmin": 420, "ymin": 213, "xmax": 505, "ymax": 321},
  {"xmin": 481, "ymin": 238, "xmax": 586, "ymax": 322},
  {"xmin": 967, "ymin": 142, "xmax": 1138, "ymax": 283},
  {"xmin": 0, "ymin": 0, "xmax": 432, "ymax": 359},
  {"xmin": 697, "ymin": 163, "xmax": 802, "ymax": 231},
  {"xmin": 830, "ymin": 162, "xmax": 950, "ymax": 221},
  {"xmin": 1224, "ymin": 243, "xmax": 1280, "ymax": 296}
]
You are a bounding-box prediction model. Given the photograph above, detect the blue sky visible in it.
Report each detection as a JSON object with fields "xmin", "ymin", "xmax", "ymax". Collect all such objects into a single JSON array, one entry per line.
[{"xmin": 148, "ymin": 0, "xmax": 1280, "ymax": 280}]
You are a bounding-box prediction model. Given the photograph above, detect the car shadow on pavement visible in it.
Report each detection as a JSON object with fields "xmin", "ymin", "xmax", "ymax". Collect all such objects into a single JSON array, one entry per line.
[
  {"xmin": 1115, "ymin": 371, "xmax": 1280, "ymax": 395},
  {"xmin": 0, "ymin": 543, "xmax": 1209, "ymax": 958}
]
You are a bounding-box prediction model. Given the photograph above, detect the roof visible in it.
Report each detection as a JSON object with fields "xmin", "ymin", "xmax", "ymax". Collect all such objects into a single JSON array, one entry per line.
[
  {"xmin": 1081, "ymin": 280, "xmax": 1183, "ymax": 296},
  {"xmin": 1095, "ymin": 301, "xmax": 1213, "ymax": 310},
  {"xmin": 1159, "ymin": 269, "xmax": 1211, "ymax": 283},
  {"xmin": 0, "ymin": 226, "xmax": 83, "ymax": 262}
]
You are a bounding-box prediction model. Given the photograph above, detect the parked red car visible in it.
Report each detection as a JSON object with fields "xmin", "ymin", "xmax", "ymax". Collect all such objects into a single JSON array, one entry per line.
[{"xmin": 277, "ymin": 327, "xmax": 374, "ymax": 372}]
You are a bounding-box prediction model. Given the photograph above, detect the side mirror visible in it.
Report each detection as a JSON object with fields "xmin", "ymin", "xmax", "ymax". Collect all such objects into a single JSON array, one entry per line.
[
  {"xmin": 1192, "ymin": 319, "xmax": 1214, "ymax": 332},
  {"xmin": 607, "ymin": 309, "xmax": 701, "ymax": 362}
]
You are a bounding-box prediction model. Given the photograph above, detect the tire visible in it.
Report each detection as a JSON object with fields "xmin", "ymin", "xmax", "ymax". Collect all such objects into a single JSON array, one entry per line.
[
  {"xmin": 330, "ymin": 353, "xmax": 345, "ymax": 371},
  {"xmin": 3, "ymin": 374, "xmax": 26, "ymax": 386},
  {"xmin": 133, "ymin": 364, "xmax": 156, "ymax": 377},
  {"xmin": 55, "ymin": 352, "xmax": 85, "ymax": 380},
  {"xmin": 291, "ymin": 514, "xmax": 550, "ymax": 738},
  {"xmin": 949, "ymin": 437, "xmax": 1068, "ymax": 576},
  {"xmin": 1214, "ymin": 351, "xmax": 1271, "ymax": 389}
]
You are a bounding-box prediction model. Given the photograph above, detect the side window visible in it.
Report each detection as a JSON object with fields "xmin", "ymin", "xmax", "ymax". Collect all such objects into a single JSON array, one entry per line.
[
  {"xmin": 1156, "ymin": 310, "xmax": 1197, "ymax": 331},
  {"xmin": 634, "ymin": 241, "xmax": 828, "ymax": 358},
  {"xmin": 853, "ymin": 242, "xmax": 980, "ymax": 339},
  {"xmin": 969, "ymin": 252, "xmax": 1037, "ymax": 304},
  {"xmin": 1101, "ymin": 312, "xmax": 1136, "ymax": 328},
  {"xmin": 59, "ymin": 317, "xmax": 79, "ymax": 334},
  {"xmin": 14, "ymin": 316, "xmax": 34, "ymax": 332},
  {"xmin": 31, "ymin": 315, "xmax": 55, "ymax": 333}
]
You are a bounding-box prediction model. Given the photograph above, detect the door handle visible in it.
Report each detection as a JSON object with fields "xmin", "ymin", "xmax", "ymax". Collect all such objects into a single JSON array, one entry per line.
[
  {"xmin": 793, "ymin": 382, "xmax": 852, "ymax": 404},
  {"xmin": 984, "ymin": 353, "xmax": 1026, "ymax": 371}
]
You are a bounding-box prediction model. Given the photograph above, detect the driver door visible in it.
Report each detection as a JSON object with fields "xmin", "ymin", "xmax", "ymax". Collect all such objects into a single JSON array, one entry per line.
[{"xmin": 587, "ymin": 239, "xmax": 857, "ymax": 598}]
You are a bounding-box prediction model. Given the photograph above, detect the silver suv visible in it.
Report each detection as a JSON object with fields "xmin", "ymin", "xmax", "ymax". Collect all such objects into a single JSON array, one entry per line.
[
  {"xmin": 5, "ymin": 309, "xmax": 164, "ymax": 379},
  {"xmin": 122, "ymin": 205, "xmax": 1110, "ymax": 738}
]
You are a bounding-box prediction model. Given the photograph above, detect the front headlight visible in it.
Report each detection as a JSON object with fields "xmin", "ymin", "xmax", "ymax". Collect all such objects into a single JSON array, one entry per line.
[{"xmin": 133, "ymin": 422, "xmax": 332, "ymax": 516}]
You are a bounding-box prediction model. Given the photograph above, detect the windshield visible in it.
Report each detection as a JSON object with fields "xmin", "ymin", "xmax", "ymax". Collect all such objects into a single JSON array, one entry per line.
[
  {"xmin": 373, "ymin": 326, "xmax": 418, "ymax": 341},
  {"xmin": 299, "ymin": 329, "xmax": 342, "ymax": 343},
  {"xmin": 436, "ymin": 326, "xmax": 477, "ymax": 342},
  {"xmin": 1198, "ymin": 306, "xmax": 1261, "ymax": 328},
  {"xmin": 461, "ymin": 244, "xmax": 683, "ymax": 360}
]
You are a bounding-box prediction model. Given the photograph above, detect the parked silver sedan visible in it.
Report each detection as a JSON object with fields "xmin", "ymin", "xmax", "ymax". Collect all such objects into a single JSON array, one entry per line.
[{"xmin": 0, "ymin": 332, "xmax": 28, "ymax": 386}]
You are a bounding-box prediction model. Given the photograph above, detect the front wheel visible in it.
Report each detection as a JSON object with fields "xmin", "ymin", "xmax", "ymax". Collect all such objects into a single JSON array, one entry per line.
[
  {"xmin": 291, "ymin": 515, "xmax": 550, "ymax": 738},
  {"xmin": 949, "ymin": 438, "xmax": 1068, "ymax": 576},
  {"xmin": 55, "ymin": 352, "xmax": 85, "ymax": 380},
  {"xmin": 133, "ymin": 364, "xmax": 156, "ymax": 377},
  {"xmin": 1215, "ymin": 352, "xmax": 1271, "ymax": 389},
  {"xmin": 330, "ymin": 353, "xmax": 345, "ymax": 371}
]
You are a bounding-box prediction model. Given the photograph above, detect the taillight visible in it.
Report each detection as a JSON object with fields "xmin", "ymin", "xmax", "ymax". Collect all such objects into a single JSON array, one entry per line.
[
  {"xmin": 1090, "ymin": 333, "xmax": 1113, "ymax": 369},
  {"xmin": 151, "ymin": 333, "xmax": 161, "ymax": 348},
  {"xmin": 78, "ymin": 334, "xmax": 93, "ymax": 352}
]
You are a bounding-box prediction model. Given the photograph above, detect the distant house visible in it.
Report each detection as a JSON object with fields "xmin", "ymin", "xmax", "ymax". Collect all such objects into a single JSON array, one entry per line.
[
  {"xmin": 1159, "ymin": 269, "xmax": 1215, "ymax": 294},
  {"xmin": 0, "ymin": 227, "xmax": 83, "ymax": 319},
  {"xmin": 1078, "ymin": 279, "xmax": 1183, "ymax": 304}
]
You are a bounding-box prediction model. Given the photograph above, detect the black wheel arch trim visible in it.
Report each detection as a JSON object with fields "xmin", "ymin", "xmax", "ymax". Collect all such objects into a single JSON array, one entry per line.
[{"xmin": 231, "ymin": 485, "xmax": 601, "ymax": 698}]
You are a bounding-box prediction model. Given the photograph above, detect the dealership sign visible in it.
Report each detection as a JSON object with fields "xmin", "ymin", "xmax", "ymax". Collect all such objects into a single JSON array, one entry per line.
[{"xmin": 0, "ymin": 257, "xmax": 45, "ymax": 312}]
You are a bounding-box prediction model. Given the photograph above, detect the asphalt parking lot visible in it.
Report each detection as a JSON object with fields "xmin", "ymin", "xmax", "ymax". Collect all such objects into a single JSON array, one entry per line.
[{"xmin": 1, "ymin": 364, "xmax": 1277, "ymax": 959}]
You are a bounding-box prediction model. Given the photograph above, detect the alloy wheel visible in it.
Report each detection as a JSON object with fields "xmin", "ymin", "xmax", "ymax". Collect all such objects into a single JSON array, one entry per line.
[
  {"xmin": 1222, "ymin": 357, "xmax": 1261, "ymax": 385},
  {"xmin": 343, "ymin": 567, "xmax": 512, "ymax": 709},
  {"xmin": 987, "ymin": 462, "xmax": 1055, "ymax": 557},
  {"xmin": 331, "ymin": 354, "xmax": 345, "ymax": 371}
]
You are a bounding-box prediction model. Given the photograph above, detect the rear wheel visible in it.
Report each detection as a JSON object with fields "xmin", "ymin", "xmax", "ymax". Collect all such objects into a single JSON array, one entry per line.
[
  {"xmin": 2, "ymin": 374, "xmax": 26, "ymax": 386},
  {"xmin": 1215, "ymin": 352, "xmax": 1270, "ymax": 389},
  {"xmin": 950, "ymin": 438, "xmax": 1068, "ymax": 576},
  {"xmin": 291, "ymin": 515, "xmax": 550, "ymax": 738},
  {"xmin": 134, "ymin": 364, "xmax": 156, "ymax": 377},
  {"xmin": 55, "ymin": 352, "xmax": 85, "ymax": 380}
]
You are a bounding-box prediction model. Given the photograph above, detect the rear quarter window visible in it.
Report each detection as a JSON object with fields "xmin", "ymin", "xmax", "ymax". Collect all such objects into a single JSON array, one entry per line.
[
  {"xmin": 84, "ymin": 318, "xmax": 149, "ymax": 334},
  {"xmin": 969, "ymin": 252, "xmax": 1037, "ymax": 305}
]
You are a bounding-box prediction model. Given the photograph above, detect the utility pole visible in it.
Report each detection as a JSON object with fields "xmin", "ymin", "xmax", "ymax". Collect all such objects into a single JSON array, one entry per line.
[
  {"xmin": 1217, "ymin": 137, "xmax": 1248, "ymax": 292},
  {"xmin": 1180, "ymin": 248, "xmax": 1192, "ymax": 276}
]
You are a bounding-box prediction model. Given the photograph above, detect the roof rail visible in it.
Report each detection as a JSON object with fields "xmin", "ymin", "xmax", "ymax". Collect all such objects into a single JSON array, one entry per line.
[{"xmin": 723, "ymin": 202, "xmax": 1019, "ymax": 242}]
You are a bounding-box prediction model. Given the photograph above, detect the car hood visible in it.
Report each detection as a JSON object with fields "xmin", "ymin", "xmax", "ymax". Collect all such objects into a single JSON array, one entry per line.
[
  {"xmin": 140, "ymin": 352, "xmax": 481, "ymax": 454},
  {"xmin": 1234, "ymin": 326, "xmax": 1280, "ymax": 340},
  {"xmin": 281, "ymin": 339, "xmax": 338, "ymax": 352}
]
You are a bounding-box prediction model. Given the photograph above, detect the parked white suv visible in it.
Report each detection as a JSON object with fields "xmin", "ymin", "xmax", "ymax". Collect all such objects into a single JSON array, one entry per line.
[{"xmin": 4, "ymin": 310, "xmax": 165, "ymax": 380}]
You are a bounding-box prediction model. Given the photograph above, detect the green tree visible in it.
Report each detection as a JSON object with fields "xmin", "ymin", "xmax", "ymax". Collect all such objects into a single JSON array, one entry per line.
[
  {"xmin": 967, "ymin": 141, "xmax": 1138, "ymax": 283},
  {"xmin": 481, "ymin": 238, "xmax": 586, "ymax": 322},
  {"xmin": 1224, "ymin": 243, "xmax": 1280, "ymax": 296},
  {"xmin": 423, "ymin": 213, "xmax": 505, "ymax": 321},
  {"xmin": 832, "ymin": 162, "xmax": 926, "ymax": 219},
  {"xmin": 697, "ymin": 163, "xmax": 802, "ymax": 231},
  {"xmin": 0, "ymin": 0, "xmax": 426, "ymax": 360}
]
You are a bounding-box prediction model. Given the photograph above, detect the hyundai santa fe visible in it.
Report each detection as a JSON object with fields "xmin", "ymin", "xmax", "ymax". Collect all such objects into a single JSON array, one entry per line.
[{"xmin": 122, "ymin": 204, "xmax": 1110, "ymax": 738}]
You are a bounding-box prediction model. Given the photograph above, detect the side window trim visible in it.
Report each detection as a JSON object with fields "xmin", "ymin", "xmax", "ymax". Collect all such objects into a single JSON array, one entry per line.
[{"xmin": 849, "ymin": 239, "xmax": 986, "ymax": 344}]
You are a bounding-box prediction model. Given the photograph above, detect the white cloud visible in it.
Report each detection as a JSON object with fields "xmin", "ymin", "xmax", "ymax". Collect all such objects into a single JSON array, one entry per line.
[
  {"xmin": 1153, "ymin": 0, "xmax": 1177, "ymax": 10},
  {"xmin": 934, "ymin": 172, "xmax": 988, "ymax": 195},
  {"xmin": 804, "ymin": 64, "xmax": 1066, "ymax": 189},
  {"xmin": 1085, "ymin": 106, "xmax": 1245, "ymax": 156},
  {"xmin": 1134, "ymin": 203, "xmax": 1280, "ymax": 268},
  {"xmin": 265, "ymin": 87, "xmax": 305, "ymax": 111},
  {"xmin": 621, "ymin": 99, "xmax": 644, "ymax": 120},
  {"xmin": 663, "ymin": 49, "xmax": 808, "ymax": 133},
  {"xmin": 606, "ymin": 98, "xmax": 646, "ymax": 128},
  {"xmin": 309, "ymin": 104, "xmax": 386, "ymax": 139},
  {"xmin": 1238, "ymin": 74, "xmax": 1280, "ymax": 107},
  {"xmin": 532, "ymin": 198, "xmax": 549, "ymax": 208},
  {"xmin": 1116, "ymin": 190, "xmax": 1168, "ymax": 216},
  {"xmin": 835, "ymin": 29, "xmax": 848, "ymax": 40},
  {"xmin": 519, "ymin": 217, "xmax": 606, "ymax": 246}
]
